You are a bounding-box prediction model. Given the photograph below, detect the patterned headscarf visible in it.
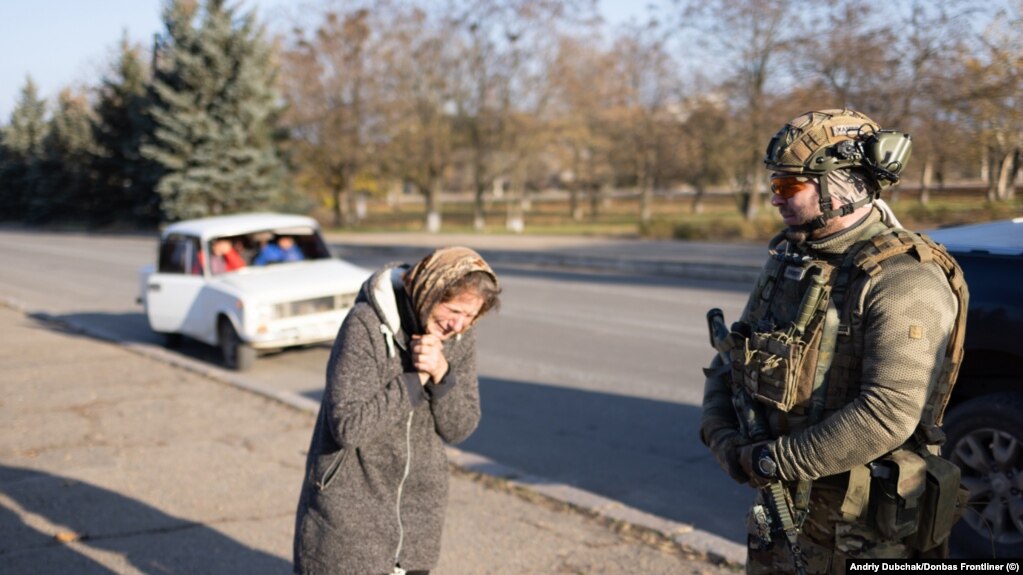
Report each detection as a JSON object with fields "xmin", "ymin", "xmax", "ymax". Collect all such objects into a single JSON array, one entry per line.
[{"xmin": 402, "ymin": 247, "xmax": 498, "ymax": 330}]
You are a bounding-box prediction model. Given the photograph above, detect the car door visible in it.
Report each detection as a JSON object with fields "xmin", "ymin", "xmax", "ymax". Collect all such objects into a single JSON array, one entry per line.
[{"xmin": 145, "ymin": 234, "xmax": 206, "ymax": 335}]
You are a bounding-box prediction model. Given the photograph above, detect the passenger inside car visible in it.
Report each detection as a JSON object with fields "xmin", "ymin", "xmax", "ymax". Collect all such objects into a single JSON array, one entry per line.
[
  {"xmin": 197, "ymin": 238, "xmax": 246, "ymax": 275},
  {"xmin": 253, "ymin": 235, "xmax": 305, "ymax": 265}
]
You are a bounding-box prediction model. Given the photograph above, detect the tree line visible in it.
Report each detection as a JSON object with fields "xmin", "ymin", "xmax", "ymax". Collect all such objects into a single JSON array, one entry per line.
[{"xmin": 0, "ymin": 0, "xmax": 1019, "ymax": 231}]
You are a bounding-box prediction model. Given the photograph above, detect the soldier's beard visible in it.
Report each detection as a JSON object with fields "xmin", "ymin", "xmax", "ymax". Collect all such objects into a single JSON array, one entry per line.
[{"xmin": 784, "ymin": 227, "xmax": 809, "ymax": 245}]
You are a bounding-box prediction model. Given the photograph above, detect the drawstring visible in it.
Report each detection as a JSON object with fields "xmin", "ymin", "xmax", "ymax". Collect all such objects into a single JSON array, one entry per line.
[{"xmin": 380, "ymin": 325, "xmax": 396, "ymax": 358}]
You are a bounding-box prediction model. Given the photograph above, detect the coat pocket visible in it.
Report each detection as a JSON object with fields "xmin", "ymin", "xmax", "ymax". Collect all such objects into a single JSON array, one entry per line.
[{"xmin": 312, "ymin": 448, "xmax": 349, "ymax": 491}]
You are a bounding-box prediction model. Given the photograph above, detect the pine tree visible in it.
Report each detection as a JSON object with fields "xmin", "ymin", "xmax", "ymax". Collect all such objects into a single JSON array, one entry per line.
[
  {"xmin": 0, "ymin": 78, "xmax": 49, "ymax": 222},
  {"xmin": 32, "ymin": 89, "xmax": 98, "ymax": 223},
  {"xmin": 93, "ymin": 36, "xmax": 161, "ymax": 225},
  {"xmin": 143, "ymin": 0, "xmax": 287, "ymax": 221}
]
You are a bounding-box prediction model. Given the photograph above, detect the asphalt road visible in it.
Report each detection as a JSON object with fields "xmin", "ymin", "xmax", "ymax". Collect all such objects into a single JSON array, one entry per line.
[{"xmin": 0, "ymin": 229, "xmax": 754, "ymax": 544}]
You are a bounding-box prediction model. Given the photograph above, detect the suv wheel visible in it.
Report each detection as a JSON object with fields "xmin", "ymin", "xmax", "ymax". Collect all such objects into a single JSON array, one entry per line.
[
  {"xmin": 942, "ymin": 392, "xmax": 1023, "ymax": 557},
  {"xmin": 219, "ymin": 319, "xmax": 256, "ymax": 371}
]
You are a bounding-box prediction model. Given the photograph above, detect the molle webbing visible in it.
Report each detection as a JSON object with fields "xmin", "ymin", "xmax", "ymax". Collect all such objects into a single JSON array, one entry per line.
[
  {"xmin": 768, "ymin": 109, "xmax": 878, "ymax": 171},
  {"xmin": 830, "ymin": 228, "xmax": 969, "ymax": 442},
  {"xmin": 776, "ymin": 122, "xmax": 830, "ymax": 168}
]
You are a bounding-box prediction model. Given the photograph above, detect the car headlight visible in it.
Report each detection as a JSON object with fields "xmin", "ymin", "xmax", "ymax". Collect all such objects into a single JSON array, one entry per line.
[{"xmin": 256, "ymin": 304, "xmax": 280, "ymax": 323}]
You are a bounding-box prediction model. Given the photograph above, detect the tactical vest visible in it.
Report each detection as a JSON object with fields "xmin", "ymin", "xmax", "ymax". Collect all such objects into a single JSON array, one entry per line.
[
  {"xmin": 729, "ymin": 223, "xmax": 970, "ymax": 547},
  {"xmin": 730, "ymin": 223, "xmax": 968, "ymax": 442}
]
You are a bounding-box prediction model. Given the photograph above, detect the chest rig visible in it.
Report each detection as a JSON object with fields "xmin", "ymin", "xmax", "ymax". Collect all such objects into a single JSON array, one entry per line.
[
  {"xmin": 729, "ymin": 234, "xmax": 840, "ymax": 422},
  {"xmin": 730, "ymin": 224, "xmax": 968, "ymax": 443}
]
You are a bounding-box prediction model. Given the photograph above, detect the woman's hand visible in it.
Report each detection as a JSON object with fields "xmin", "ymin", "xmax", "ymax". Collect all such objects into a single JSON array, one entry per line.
[{"xmin": 411, "ymin": 334, "xmax": 448, "ymax": 385}]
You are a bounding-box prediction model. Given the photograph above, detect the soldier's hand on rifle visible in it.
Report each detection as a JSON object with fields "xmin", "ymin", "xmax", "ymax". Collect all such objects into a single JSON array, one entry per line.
[
  {"xmin": 706, "ymin": 427, "xmax": 750, "ymax": 485},
  {"xmin": 740, "ymin": 441, "xmax": 777, "ymax": 488}
]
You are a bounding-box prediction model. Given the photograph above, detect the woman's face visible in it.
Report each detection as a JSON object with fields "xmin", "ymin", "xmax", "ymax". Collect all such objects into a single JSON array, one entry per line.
[{"xmin": 426, "ymin": 290, "xmax": 485, "ymax": 340}]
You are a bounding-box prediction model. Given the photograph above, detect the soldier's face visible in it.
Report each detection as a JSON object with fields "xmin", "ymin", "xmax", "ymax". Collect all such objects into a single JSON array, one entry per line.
[{"xmin": 770, "ymin": 174, "xmax": 821, "ymax": 227}]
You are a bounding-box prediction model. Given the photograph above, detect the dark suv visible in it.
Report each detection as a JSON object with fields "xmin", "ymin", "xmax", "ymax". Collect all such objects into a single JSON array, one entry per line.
[{"xmin": 928, "ymin": 218, "xmax": 1023, "ymax": 558}]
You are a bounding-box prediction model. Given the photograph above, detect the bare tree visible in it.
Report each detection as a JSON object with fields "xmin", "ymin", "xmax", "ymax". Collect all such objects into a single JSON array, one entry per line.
[
  {"xmin": 375, "ymin": 5, "xmax": 461, "ymax": 232},
  {"xmin": 675, "ymin": 95, "xmax": 735, "ymax": 214},
  {"xmin": 677, "ymin": 0, "xmax": 800, "ymax": 220},
  {"xmin": 548, "ymin": 34, "xmax": 615, "ymax": 221},
  {"xmin": 280, "ymin": 6, "xmax": 377, "ymax": 228},
  {"xmin": 789, "ymin": 0, "xmax": 976, "ymax": 204},
  {"xmin": 603, "ymin": 19, "xmax": 683, "ymax": 227},
  {"xmin": 447, "ymin": 0, "xmax": 596, "ymax": 231},
  {"xmin": 954, "ymin": 3, "xmax": 1022, "ymax": 202}
]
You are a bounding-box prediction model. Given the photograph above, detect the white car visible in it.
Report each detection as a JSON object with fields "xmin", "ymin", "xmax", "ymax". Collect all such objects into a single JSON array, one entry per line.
[{"xmin": 137, "ymin": 213, "xmax": 370, "ymax": 370}]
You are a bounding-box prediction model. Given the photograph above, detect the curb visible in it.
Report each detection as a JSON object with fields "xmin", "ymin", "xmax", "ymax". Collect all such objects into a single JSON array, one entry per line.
[
  {"xmin": 445, "ymin": 447, "xmax": 746, "ymax": 565},
  {"xmin": 2, "ymin": 295, "xmax": 747, "ymax": 567}
]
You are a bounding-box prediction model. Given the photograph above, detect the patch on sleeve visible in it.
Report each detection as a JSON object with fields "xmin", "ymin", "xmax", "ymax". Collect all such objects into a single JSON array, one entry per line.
[{"xmin": 909, "ymin": 325, "xmax": 924, "ymax": 339}]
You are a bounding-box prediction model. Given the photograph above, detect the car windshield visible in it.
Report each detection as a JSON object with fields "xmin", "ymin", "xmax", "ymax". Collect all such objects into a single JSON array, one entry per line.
[{"xmin": 206, "ymin": 227, "xmax": 331, "ymax": 274}]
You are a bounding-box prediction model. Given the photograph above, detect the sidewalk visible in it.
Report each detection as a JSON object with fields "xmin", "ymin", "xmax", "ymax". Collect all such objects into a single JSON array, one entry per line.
[
  {"xmin": 325, "ymin": 231, "xmax": 766, "ymax": 284},
  {"xmin": 0, "ymin": 306, "xmax": 738, "ymax": 574}
]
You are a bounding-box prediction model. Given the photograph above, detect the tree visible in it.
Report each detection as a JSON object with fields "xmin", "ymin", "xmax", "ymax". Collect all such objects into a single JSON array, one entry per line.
[
  {"xmin": 92, "ymin": 36, "xmax": 160, "ymax": 225},
  {"xmin": 376, "ymin": 5, "xmax": 458, "ymax": 233},
  {"xmin": 955, "ymin": 3, "xmax": 1022, "ymax": 202},
  {"xmin": 32, "ymin": 89, "xmax": 97, "ymax": 223},
  {"xmin": 788, "ymin": 0, "xmax": 975, "ymax": 204},
  {"xmin": 0, "ymin": 78, "xmax": 49, "ymax": 222},
  {"xmin": 143, "ymin": 0, "xmax": 286, "ymax": 221},
  {"xmin": 448, "ymin": 0, "xmax": 594, "ymax": 231},
  {"xmin": 548, "ymin": 34, "xmax": 617, "ymax": 222},
  {"xmin": 603, "ymin": 19, "xmax": 682, "ymax": 227},
  {"xmin": 280, "ymin": 7, "xmax": 378, "ymax": 229},
  {"xmin": 678, "ymin": 0, "xmax": 800, "ymax": 220},
  {"xmin": 675, "ymin": 95, "xmax": 735, "ymax": 214}
]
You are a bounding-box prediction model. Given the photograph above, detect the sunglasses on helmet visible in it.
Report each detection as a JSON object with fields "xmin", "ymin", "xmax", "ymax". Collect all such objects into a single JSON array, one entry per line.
[{"xmin": 770, "ymin": 175, "xmax": 816, "ymax": 199}]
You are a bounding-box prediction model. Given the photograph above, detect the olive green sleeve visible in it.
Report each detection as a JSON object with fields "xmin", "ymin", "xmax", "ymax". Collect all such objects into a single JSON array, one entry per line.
[
  {"xmin": 771, "ymin": 256, "xmax": 957, "ymax": 481},
  {"xmin": 700, "ymin": 353, "xmax": 740, "ymax": 444},
  {"xmin": 701, "ymin": 263, "xmax": 765, "ymax": 443}
]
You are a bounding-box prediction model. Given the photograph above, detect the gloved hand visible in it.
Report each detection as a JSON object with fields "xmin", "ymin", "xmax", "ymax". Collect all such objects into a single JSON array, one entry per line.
[
  {"xmin": 739, "ymin": 441, "xmax": 775, "ymax": 488},
  {"xmin": 706, "ymin": 427, "xmax": 750, "ymax": 485}
]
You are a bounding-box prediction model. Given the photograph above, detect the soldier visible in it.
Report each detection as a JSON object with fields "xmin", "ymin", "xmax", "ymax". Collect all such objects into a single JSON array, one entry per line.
[{"xmin": 701, "ymin": 109, "xmax": 969, "ymax": 573}]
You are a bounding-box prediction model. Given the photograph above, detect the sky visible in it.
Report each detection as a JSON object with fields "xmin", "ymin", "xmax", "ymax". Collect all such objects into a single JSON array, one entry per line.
[{"xmin": 0, "ymin": 0, "xmax": 648, "ymax": 122}]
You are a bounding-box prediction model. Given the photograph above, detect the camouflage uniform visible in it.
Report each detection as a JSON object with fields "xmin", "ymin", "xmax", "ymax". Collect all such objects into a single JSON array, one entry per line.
[
  {"xmin": 746, "ymin": 481, "xmax": 947, "ymax": 574},
  {"xmin": 702, "ymin": 208, "xmax": 959, "ymax": 574}
]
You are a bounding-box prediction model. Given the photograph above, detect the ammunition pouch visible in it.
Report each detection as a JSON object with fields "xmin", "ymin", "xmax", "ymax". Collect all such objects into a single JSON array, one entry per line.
[
  {"xmin": 869, "ymin": 449, "xmax": 926, "ymax": 539},
  {"xmin": 729, "ymin": 326, "xmax": 820, "ymax": 413},
  {"xmin": 909, "ymin": 452, "xmax": 968, "ymax": 551},
  {"xmin": 867, "ymin": 448, "xmax": 966, "ymax": 550}
]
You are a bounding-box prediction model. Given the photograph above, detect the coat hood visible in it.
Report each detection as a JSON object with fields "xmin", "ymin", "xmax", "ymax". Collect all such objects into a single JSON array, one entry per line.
[{"xmin": 357, "ymin": 264, "xmax": 416, "ymax": 357}]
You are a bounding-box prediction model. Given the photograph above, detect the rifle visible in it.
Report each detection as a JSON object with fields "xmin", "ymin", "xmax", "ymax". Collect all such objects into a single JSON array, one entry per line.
[{"xmin": 706, "ymin": 308, "xmax": 807, "ymax": 575}]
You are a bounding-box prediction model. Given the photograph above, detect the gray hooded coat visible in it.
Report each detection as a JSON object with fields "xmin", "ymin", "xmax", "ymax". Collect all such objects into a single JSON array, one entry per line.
[{"xmin": 294, "ymin": 264, "xmax": 481, "ymax": 575}]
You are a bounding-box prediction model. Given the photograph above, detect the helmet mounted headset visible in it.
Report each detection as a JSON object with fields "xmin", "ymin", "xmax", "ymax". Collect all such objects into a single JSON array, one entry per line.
[{"xmin": 764, "ymin": 108, "xmax": 912, "ymax": 231}]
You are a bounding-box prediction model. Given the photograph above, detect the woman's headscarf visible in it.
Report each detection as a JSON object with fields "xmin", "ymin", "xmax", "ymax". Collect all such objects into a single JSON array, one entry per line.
[{"xmin": 403, "ymin": 247, "xmax": 498, "ymax": 330}]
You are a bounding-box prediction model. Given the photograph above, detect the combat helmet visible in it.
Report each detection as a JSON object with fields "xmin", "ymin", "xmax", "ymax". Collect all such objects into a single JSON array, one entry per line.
[{"xmin": 764, "ymin": 108, "xmax": 912, "ymax": 229}]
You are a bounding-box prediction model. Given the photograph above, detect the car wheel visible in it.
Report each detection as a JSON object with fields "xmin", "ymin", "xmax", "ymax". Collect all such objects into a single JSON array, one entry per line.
[
  {"xmin": 218, "ymin": 319, "xmax": 256, "ymax": 371},
  {"xmin": 942, "ymin": 392, "xmax": 1023, "ymax": 558}
]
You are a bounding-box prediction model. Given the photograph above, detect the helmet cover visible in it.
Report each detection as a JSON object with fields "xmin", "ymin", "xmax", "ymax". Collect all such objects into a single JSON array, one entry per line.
[
  {"xmin": 764, "ymin": 109, "xmax": 913, "ymax": 231},
  {"xmin": 764, "ymin": 108, "xmax": 881, "ymax": 176}
]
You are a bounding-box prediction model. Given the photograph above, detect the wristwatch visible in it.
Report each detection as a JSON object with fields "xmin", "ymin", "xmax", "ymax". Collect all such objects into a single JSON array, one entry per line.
[{"xmin": 756, "ymin": 448, "xmax": 778, "ymax": 479}]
